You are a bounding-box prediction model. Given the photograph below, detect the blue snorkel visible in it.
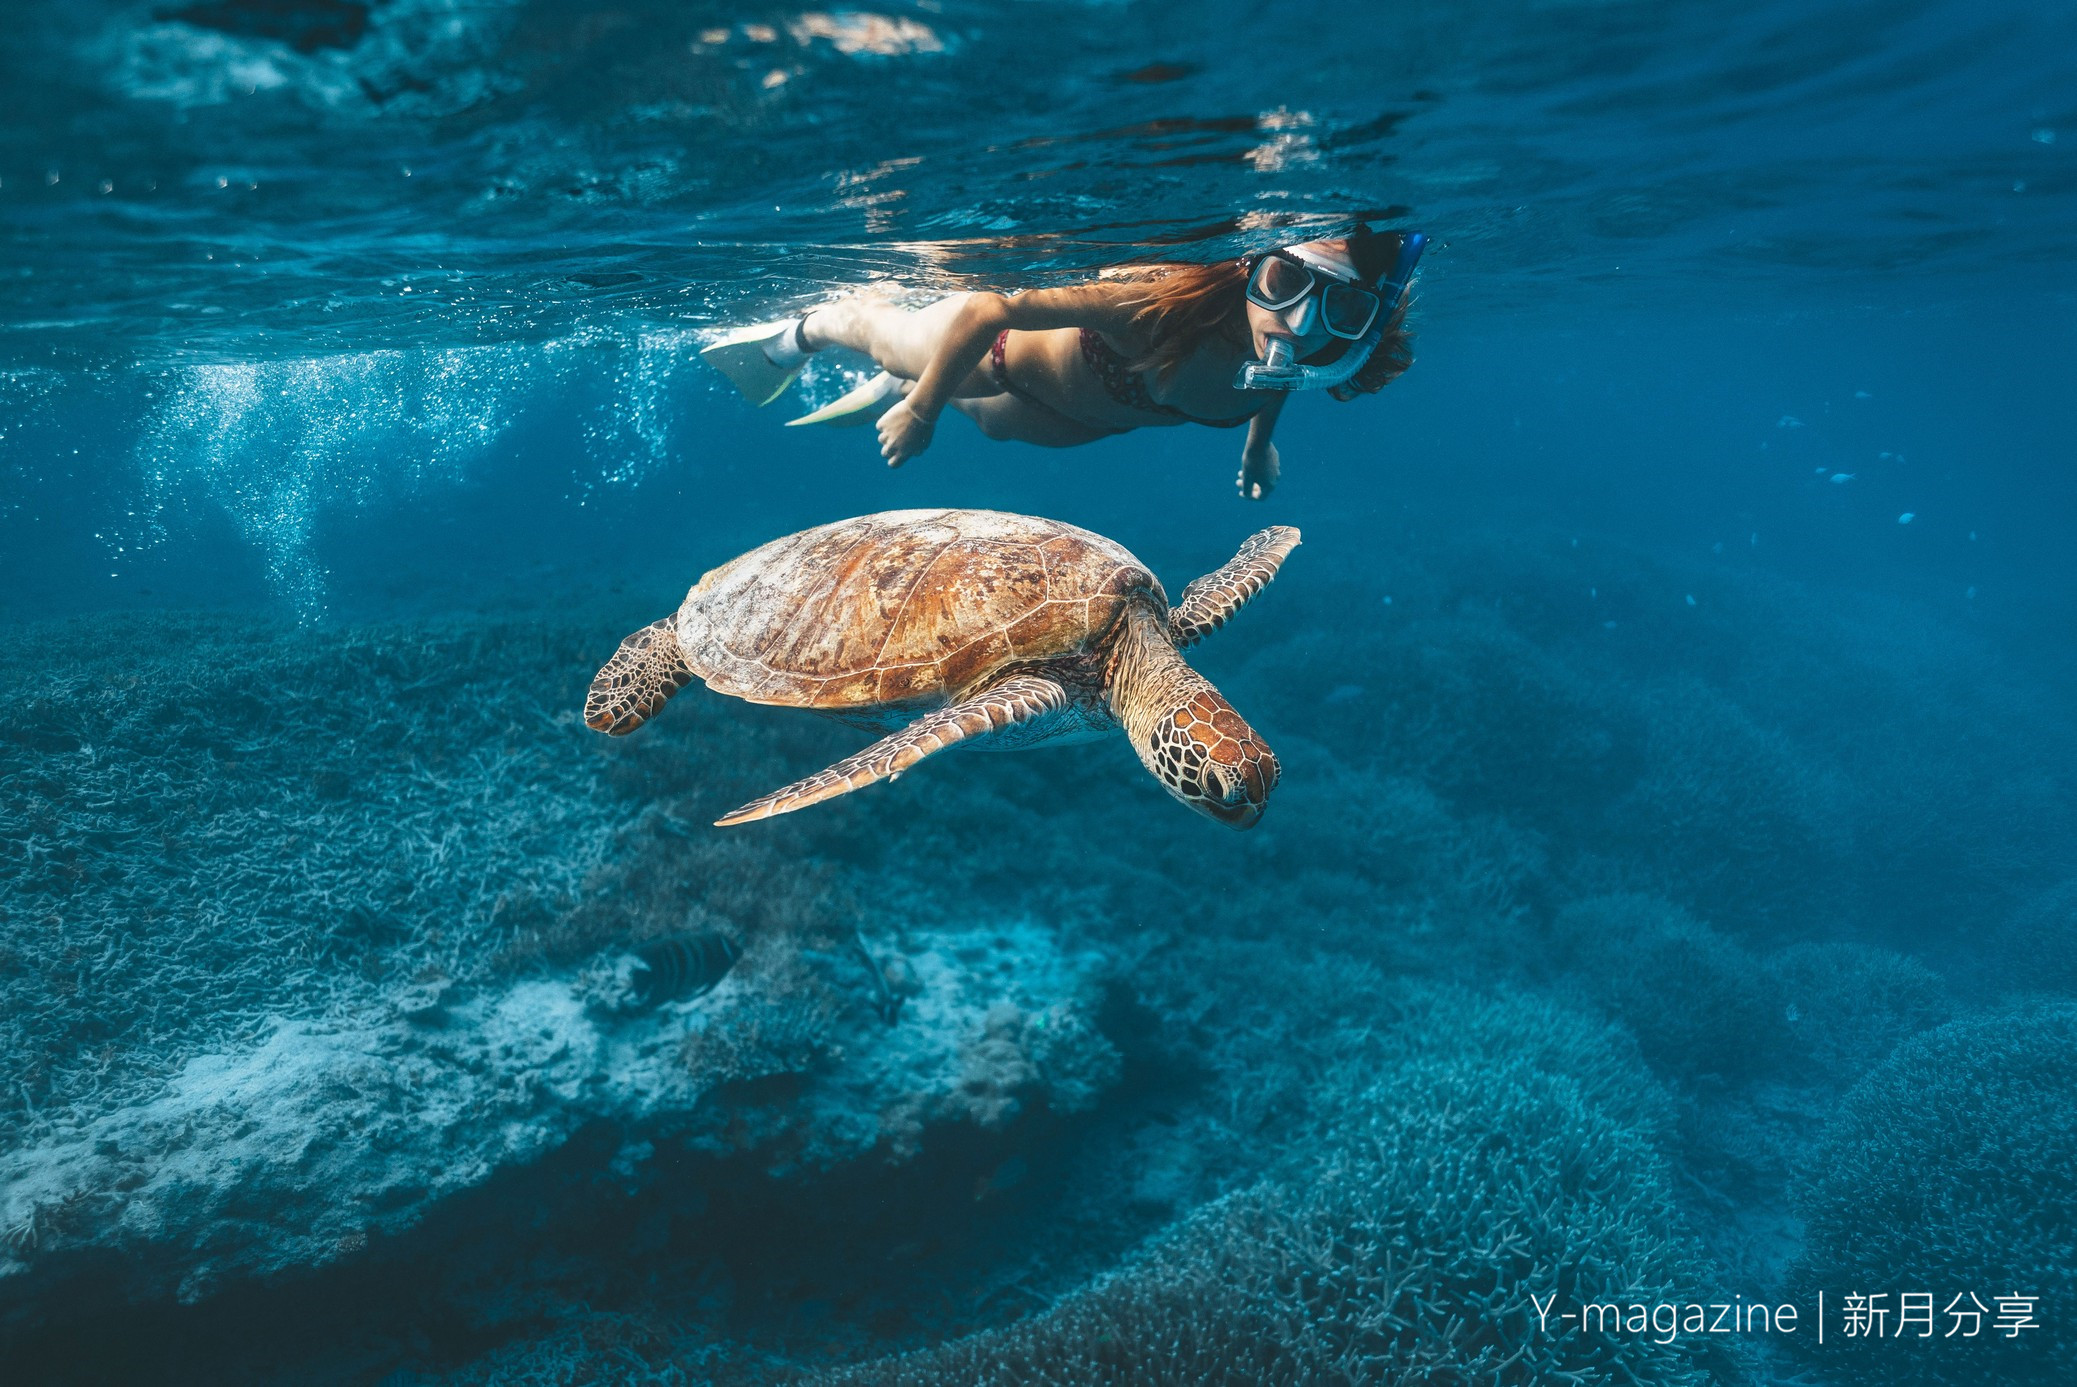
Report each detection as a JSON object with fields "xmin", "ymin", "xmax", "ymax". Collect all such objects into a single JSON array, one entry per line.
[{"xmin": 1235, "ymin": 230, "xmax": 1427, "ymax": 393}]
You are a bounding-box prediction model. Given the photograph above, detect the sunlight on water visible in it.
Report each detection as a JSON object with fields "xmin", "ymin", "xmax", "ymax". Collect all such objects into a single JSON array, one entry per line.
[{"xmin": 108, "ymin": 0, "xmax": 521, "ymax": 115}]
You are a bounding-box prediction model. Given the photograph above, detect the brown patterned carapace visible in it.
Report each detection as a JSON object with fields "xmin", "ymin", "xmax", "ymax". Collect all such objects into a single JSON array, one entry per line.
[{"xmin": 581, "ymin": 510, "xmax": 1299, "ymax": 828}]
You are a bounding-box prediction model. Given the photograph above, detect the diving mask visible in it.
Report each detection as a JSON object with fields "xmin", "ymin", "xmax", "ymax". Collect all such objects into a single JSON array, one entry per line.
[{"xmin": 1234, "ymin": 231, "xmax": 1427, "ymax": 392}]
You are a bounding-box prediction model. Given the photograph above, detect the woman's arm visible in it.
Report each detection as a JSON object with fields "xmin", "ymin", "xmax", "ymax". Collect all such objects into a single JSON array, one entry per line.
[
  {"xmin": 877, "ymin": 284, "xmax": 1139, "ymax": 466},
  {"xmin": 1238, "ymin": 392, "xmax": 1287, "ymax": 500}
]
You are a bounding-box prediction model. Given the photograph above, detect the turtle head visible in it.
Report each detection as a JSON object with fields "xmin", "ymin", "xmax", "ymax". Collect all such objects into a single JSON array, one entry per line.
[
  {"xmin": 1111, "ymin": 603, "xmax": 1279, "ymax": 828},
  {"xmin": 1139, "ymin": 687, "xmax": 1280, "ymax": 829}
]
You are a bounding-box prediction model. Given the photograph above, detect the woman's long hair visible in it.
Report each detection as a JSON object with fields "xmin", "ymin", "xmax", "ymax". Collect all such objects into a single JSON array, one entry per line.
[
  {"xmin": 1118, "ymin": 259, "xmax": 1251, "ymax": 379},
  {"xmin": 1117, "ymin": 232, "xmax": 1415, "ymax": 399}
]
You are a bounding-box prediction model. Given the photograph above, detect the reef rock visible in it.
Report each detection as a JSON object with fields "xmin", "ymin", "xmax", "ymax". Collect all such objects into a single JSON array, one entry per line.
[{"xmin": 0, "ymin": 917, "xmax": 1117, "ymax": 1327}]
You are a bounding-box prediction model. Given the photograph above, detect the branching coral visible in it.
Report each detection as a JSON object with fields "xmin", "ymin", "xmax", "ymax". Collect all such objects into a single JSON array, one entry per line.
[
  {"xmin": 1994, "ymin": 877, "xmax": 2077, "ymax": 996},
  {"xmin": 1763, "ymin": 940, "xmax": 1952, "ymax": 1082},
  {"xmin": 1602, "ymin": 679, "xmax": 1852, "ymax": 935},
  {"xmin": 808, "ymin": 990, "xmax": 1740, "ymax": 1387},
  {"xmin": 1243, "ymin": 592, "xmax": 1643, "ymax": 839},
  {"xmin": 1551, "ymin": 894, "xmax": 1778, "ymax": 1080},
  {"xmin": 0, "ymin": 610, "xmax": 628, "ymax": 1147},
  {"xmin": 1787, "ymin": 1005, "xmax": 2077, "ymax": 1385}
]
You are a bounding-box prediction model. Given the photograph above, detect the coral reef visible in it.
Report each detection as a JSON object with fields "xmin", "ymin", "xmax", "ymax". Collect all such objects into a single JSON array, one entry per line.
[
  {"xmin": 1600, "ymin": 678, "xmax": 1852, "ymax": 936},
  {"xmin": 810, "ymin": 989, "xmax": 1743, "ymax": 1387},
  {"xmin": 1549, "ymin": 894, "xmax": 1778, "ymax": 1079},
  {"xmin": 0, "ymin": 611, "xmax": 619, "ymax": 1143},
  {"xmin": 1992, "ymin": 877, "xmax": 2077, "ymax": 996},
  {"xmin": 0, "ymin": 612, "xmax": 1121, "ymax": 1330},
  {"xmin": 1786, "ymin": 1005, "xmax": 2077, "ymax": 1385},
  {"xmin": 4, "ymin": 527, "xmax": 2069, "ymax": 1383},
  {"xmin": 1762, "ymin": 940, "xmax": 1952, "ymax": 1082},
  {"xmin": 1246, "ymin": 535, "xmax": 2077, "ymax": 945},
  {"xmin": 0, "ymin": 913, "xmax": 1117, "ymax": 1320}
]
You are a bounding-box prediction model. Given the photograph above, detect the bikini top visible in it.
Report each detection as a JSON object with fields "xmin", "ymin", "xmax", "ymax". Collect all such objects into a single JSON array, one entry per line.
[{"xmin": 1077, "ymin": 328, "xmax": 1263, "ymax": 429}]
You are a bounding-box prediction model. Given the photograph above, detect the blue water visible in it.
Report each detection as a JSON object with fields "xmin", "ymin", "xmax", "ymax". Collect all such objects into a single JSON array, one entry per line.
[{"xmin": 4, "ymin": 1, "xmax": 2076, "ymax": 1383}]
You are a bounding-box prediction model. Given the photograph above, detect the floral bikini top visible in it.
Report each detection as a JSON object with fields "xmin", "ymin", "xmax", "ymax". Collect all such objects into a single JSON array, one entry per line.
[{"xmin": 1076, "ymin": 328, "xmax": 1263, "ymax": 429}]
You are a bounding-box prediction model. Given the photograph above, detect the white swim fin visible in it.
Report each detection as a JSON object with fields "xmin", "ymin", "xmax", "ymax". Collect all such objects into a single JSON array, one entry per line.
[
  {"xmin": 785, "ymin": 371, "xmax": 908, "ymax": 428},
  {"xmin": 700, "ymin": 320, "xmax": 807, "ymax": 406}
]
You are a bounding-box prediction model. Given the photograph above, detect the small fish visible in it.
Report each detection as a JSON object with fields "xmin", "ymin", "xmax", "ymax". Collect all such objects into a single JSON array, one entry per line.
[
  {"xmin": 632, "ymin": 931, "xmax": 741, "ymax": 1007},
  {"xmin": 851, "ymin": 928, "xmax": 903, "ymax": 1024},
  {"xmin": 1778, "ymin": 415, "xmax": 1804, "ymax": 428},
  {"xmin": 1898, "ymin": 512, "xmax": 1915, "ymax": 524},
  {"xmin": 1830, "ymin": 472, "xmax": 1855, "ymax": 484},
  {"xmin": 974, "ymin": 1154, "xmax": 1029, "ymax": 1202}
]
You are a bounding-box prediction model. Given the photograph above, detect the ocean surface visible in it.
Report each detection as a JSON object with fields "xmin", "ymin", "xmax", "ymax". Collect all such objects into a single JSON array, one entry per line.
[{"xmin": 3, "ymin": 1, "xmax": 2075, "ymax": 1383}]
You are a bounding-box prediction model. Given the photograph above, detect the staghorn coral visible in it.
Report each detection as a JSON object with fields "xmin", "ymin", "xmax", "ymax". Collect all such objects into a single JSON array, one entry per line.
[
  {"xmin": 808, "ymin": 989, "xmax": 1741, "ymax": 1387},
  {"xmin": 1993, "ymin": 877, "xmax": 2077, "ymax": 997},
  {"xmin": 6, "ymin": 526, "xmax": 2072, "ymax": 1381},
  {"xmin": 0, "ymin": 609, "xmax": 626, "ymax": 1148},
  {"xmin": 1763, "ymin": 940, "xmax": 1952, "ymax": 1082},
  {"xmin": 1551, "ymin": 894, "xmax": 1778, "ymax": 1080},
  {"xmin": 0, "ymin": 609, "xmax": 1124, "ymax": 1331},
  {"xmin": 1243, "ymin": 587, "xmax": 1643, "ymax": 839},
  {"xmin": 1786, "ymin": 1005, "xmax": 2077, "ymax": 1385},
  {"xmin": 1601, "ymin": 678, "xmax": 1852, "ymax": 936}
]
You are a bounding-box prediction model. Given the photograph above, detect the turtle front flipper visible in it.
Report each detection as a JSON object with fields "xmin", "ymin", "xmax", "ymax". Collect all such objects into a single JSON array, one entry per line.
[
  {"xmin": 585, "ymin": 618, "xmax": 694, "ymax": 735},
  {"xmin": 715, "ymin": 674, "xmax": 1070, "ymax": 826},
  {"xmin": 1169, "ymin": 525, "xmax": 1302, "ymax": 648}
]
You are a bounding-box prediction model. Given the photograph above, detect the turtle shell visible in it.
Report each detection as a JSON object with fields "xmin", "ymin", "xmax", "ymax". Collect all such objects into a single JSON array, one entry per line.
[{"xmin": 675, "ymin": 509, "xmax": 1165, "ymax": 710}]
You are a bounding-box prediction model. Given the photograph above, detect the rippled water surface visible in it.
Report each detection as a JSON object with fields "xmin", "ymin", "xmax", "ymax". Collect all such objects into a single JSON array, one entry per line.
[
  {"xmin": 5, "ymin": 3, "xmax": 2077, "ymax": 1385},
  {"xmin": 5, "ymin": 0, "xmax": 2075, "ymax": 364}
]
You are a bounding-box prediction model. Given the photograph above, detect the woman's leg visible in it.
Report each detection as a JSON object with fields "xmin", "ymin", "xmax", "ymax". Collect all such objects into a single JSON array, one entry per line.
[
  {"xmin": 801, "ymin": 293, "xmax": 994, "ymax": 395},
  {"xmin": 951, "ymin": 395, "xmax": 1113, "ymax": 448}
]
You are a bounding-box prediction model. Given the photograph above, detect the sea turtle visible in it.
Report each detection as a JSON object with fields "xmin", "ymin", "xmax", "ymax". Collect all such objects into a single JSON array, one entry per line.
[{"xmin": 584, "ymin": 509, "xmax": 1299, "ymax": 828}]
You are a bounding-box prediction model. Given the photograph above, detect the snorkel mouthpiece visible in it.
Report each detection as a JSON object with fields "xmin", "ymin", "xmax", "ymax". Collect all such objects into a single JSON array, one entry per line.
[
  {"xmin": 1235, "ymin": 336, "xmax": 1305, "ymax": 390},
  {"xmin": 1234, "ymin": 328, "xmax": 1379, "ymax": 392}
]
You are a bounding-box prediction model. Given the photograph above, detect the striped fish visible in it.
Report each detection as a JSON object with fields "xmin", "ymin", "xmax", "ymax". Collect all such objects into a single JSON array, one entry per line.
[{"xmin": 631, "ymin": 930, "xmax": 741, "ymax": 1007}]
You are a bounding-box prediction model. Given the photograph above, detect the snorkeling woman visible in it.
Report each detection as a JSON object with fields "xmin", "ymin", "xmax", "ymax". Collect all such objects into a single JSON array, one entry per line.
[{"xmin": 702, "ymin": 226, "xmax": 1424, "ymax": 500}]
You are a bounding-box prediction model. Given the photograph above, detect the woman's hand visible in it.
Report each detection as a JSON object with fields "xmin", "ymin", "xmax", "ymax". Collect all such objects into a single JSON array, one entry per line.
[
  {"xmin": 1238, "ymin": 440, "xmax": 1280, "ymax": 500},
  {"xmin": 878, "ymin": 397, "xmax": 935, "ymax": 467}
]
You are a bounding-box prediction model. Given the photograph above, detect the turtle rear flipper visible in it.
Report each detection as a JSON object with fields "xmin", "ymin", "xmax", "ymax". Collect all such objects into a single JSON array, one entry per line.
[
  {"xmin": 586, "ymin": 618, "xmax": 693, "ymax": 735},
  {"xmin": 1169, "ymin": 525, "xmax": 1301, "ymax": 648},
  {"xmin": 716, "ymin": 674, "xmax": 1069, "ymax": 825}
]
